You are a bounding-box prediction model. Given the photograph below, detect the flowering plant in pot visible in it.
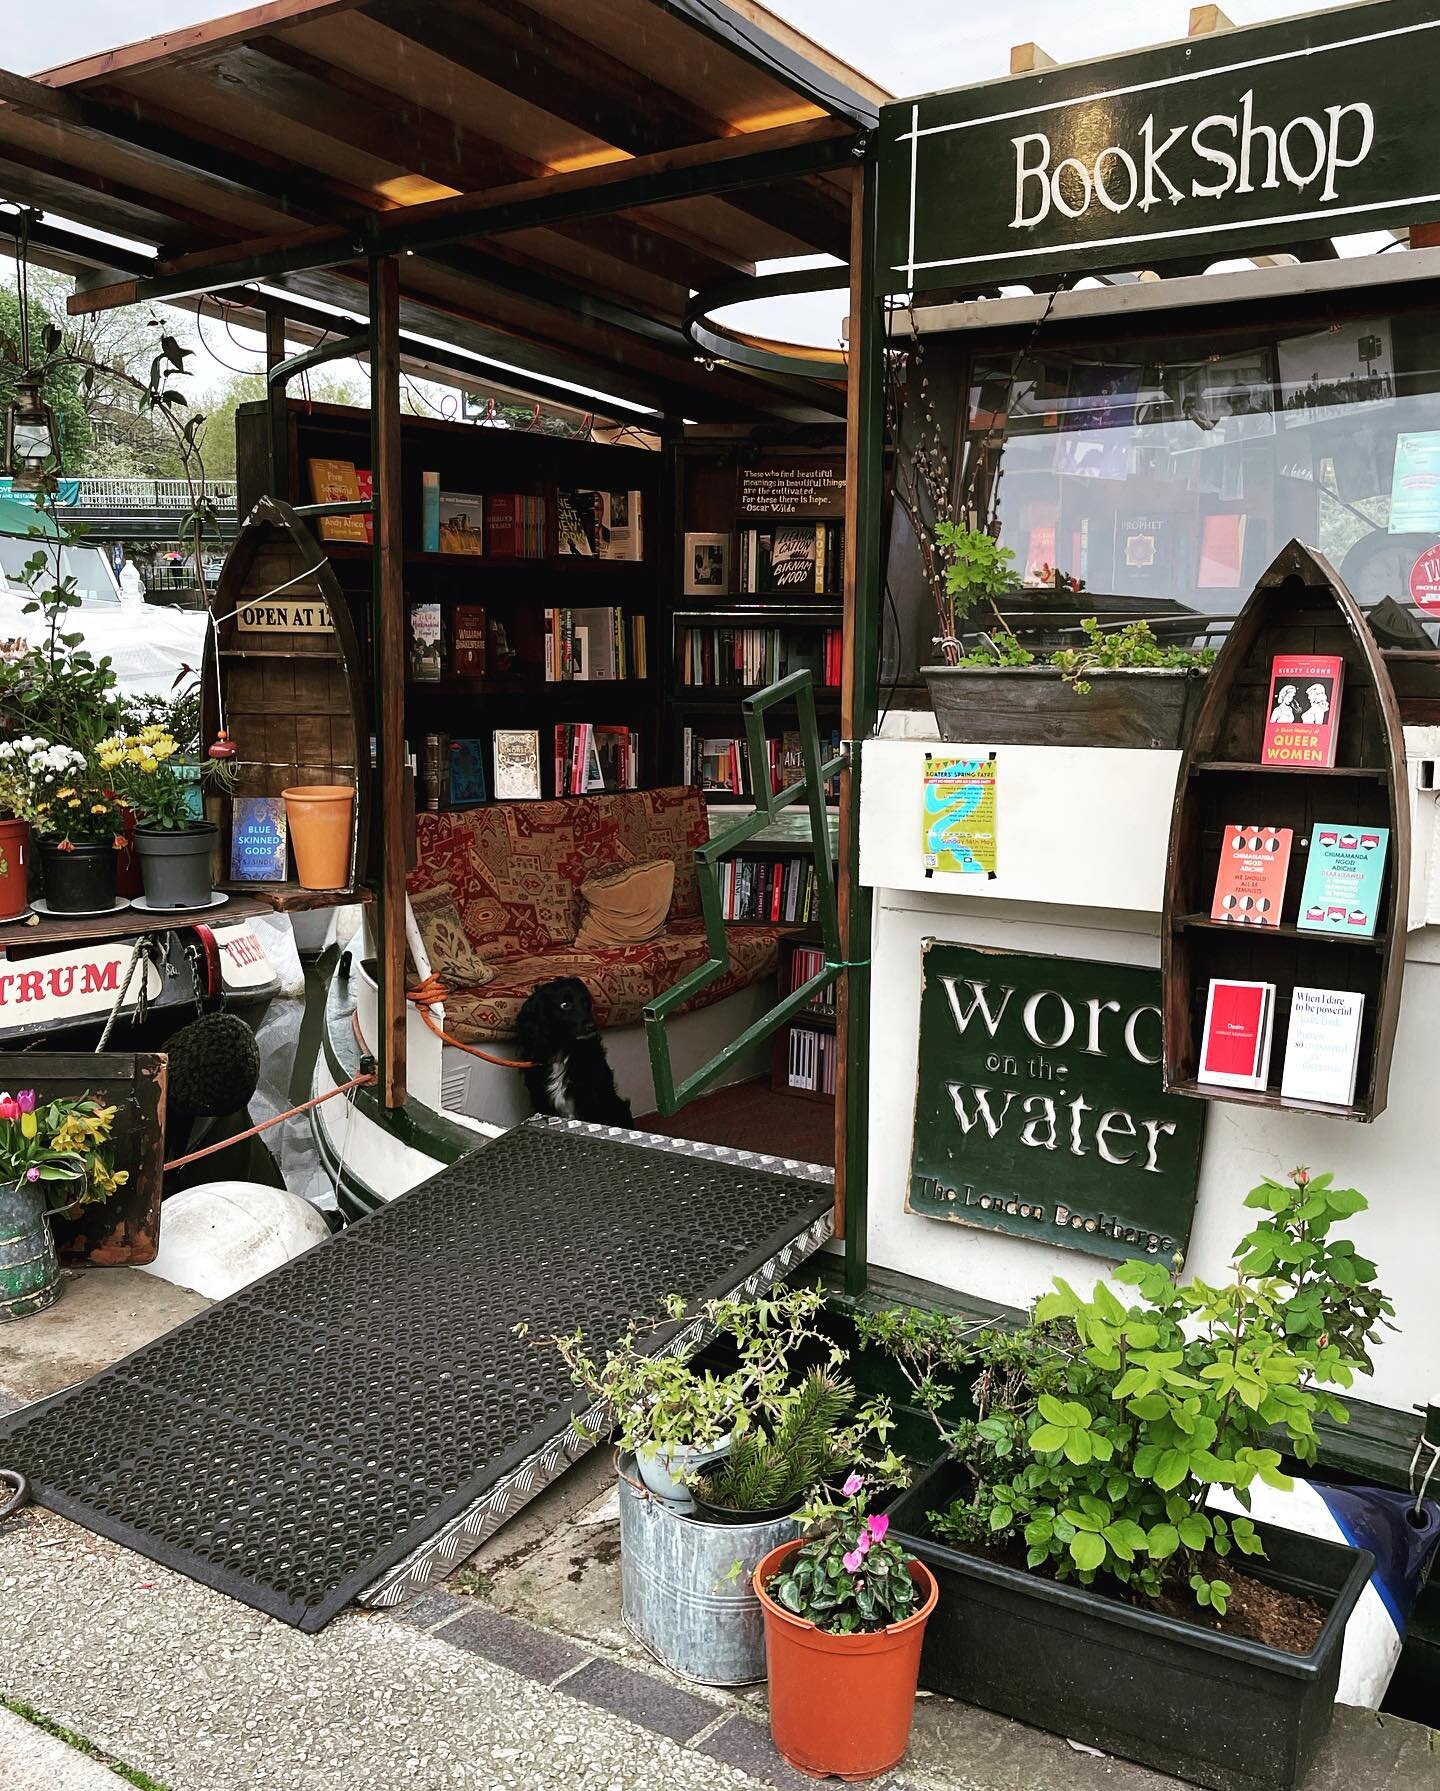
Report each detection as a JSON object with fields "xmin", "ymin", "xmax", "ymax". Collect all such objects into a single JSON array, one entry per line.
[
  {"xmin": 755, "ymin": 1471, "xmax": 938, "ymax": 1780},
  {"xmin": 96, "ymin": 726, "xmax": 217, "ymax": 910},
  {"xmin": 26, "ymin": 743, "xmax": 126, "ymax": 914},
  {"xmin": 0, "ymin": 732, "xmax": 64, "ymax": 920},
  {"xmin": 0, "ymin": 1087, "xmax": 128, "ymax": 1322}
]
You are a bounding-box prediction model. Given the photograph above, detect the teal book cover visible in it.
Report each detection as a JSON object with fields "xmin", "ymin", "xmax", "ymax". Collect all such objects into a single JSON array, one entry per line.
[
  {"xmin": 1297, "ymin": 823, "xmax": 1389, "ymax": 935},
  {"xmin": 448, "ymin": 737, "xmax": 489, "ymax": 807}
]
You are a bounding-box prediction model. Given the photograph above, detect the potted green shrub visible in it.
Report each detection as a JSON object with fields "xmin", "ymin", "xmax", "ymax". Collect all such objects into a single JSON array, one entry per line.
[
  {"xmin": 29, "ymin": 744, "xmax": 125, "ymax": 914},
  {"xmin": 754, "ymin": 1471, "xmax": 938, "ymax": 1780},
  {"xmin": 0, "ymin": 1086, "xmax": 129, "ymax": 1320},
  {"xmin": 96, "ymin": 725, "xmax": 218, "ymax": 910},
  {"xmin": 871, "ymin": 1168, "xmax": 1386, "ymax": 1791},
  {"xmin": 921, "ymin": 526, "xmax": 1212, "ymax": 749}
]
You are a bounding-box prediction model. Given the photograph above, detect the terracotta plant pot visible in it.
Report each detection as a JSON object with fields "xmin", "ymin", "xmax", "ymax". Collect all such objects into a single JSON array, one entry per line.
[
  {"xmin": 38, "ymin": 840, "xmax": 118, "ymax": 913},
  {"xmin": 0, "ymin": 817, "xmax": 30, "ymax": 921},
  {"xmin": 282, "ymin": 784, "xmax": 354, "ymax": 890},
  {"xmin": 754, "ymin": 1537, "xmax": 938, "ymax": 1781},
  {"xmin": 134, "ymin": 822, "xmax": 218, "ymax": 910}
]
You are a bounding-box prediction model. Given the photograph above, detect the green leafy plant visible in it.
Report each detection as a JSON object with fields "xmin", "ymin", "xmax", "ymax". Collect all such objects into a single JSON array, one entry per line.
[
  {"xmin": 94, "ymin": 727, "xmax": 199, "ymax": 831},
  {"xmin": 932, "ymin": 524, "xmax": 1019, "ymax": 656},
  {"xmin": 1050, "ymin": 617, "xmax": 1215, "ymax": 693},
  {"xmin": 766, "ymin": 1471, "xmax": 923, "ymax": 1635},
  {"xmin": 696, "ymin": 1367, "xmax": 877, "ymax": 1513},
  {"xmin": 955, "ymin": 632, "xmax": 1036, "ymax": 670},
  {"xmin": 861, "ymin": 1168, "xmax": 1391, "ymax": 1613}
]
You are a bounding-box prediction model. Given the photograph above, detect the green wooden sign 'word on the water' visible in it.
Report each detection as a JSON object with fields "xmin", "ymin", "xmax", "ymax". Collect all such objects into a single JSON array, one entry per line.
[
  {"xmin": 877, "ymin": 0, "xmax": 1440, "ymax": 291},
  {"xmin": 907, "ymin": 941, "xmax": 1204, "ymax": 1265}
]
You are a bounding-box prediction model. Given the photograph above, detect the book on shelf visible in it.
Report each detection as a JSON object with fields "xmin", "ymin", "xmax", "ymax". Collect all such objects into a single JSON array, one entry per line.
[
  {"xmin": 408, "ymin": 601, "xmax": 443, "ymax": 682},
  {"xmin": 786, "ymin": 1024, "xmax": 837, "ymax": 1096},
  {"xmin": 553, "ymin": 723, "xmax": 640, "ymax": 795},
  {"xmin": 682, "ymin": 726, "xmax": 839, "ymax": 800},
  {"xmin": 1197, "ymin": 513, "xmax": 1246, "ymax": 589},
  {"xmin": 557, "ymin": 488, "xmax": 644, "ymax": 560},
  {"xmin": 787, "ymin": 943, "xmax": 836, "ymax": 1016},
  {"xmin": 438, "ymin": 491, "xmax": 485, "ymax": 555},
  {"xmin": 355, "ymin": 469, "xmax": 375, "ymax": 545},
  {"xmin": 1297, "ymin": 823, "xmax": 1389, "ymax": 935},
  {"xmin": 306, "ymin": 458, "xmax": 368, "ymax": 543},
  {"xmin": 677, "ymin": 623, "xmax": 842, "ymax": 688},
  {"xmin": 543, "ymin": 606, "xmax": 646, "ymax": 681},
  {"xmin": 1198, "ymin": 978, "xmax": 1275, "ymax": 1090},
  {"xmin": 1262, "ymin": 654, "xmax": 1344, "ymax": 768},
  {"xmin": 451, "ymin": 604, "xmax": 487, "ymax": 678},
  {"xmin": 739, "ymin": 521, "xmax": 842, "ymax": 595},
  {"xmin": 1210, "ymin": 823, "xmax": 1293, "ymax": 926},
  {"xmin": 684, "ymin": 531, "xmax": 730, "ymax": 596},
  {"xmin": 422, "ymin": 470, "xmax": 440, "ymax": 553},
  {"xmin": 1112, "ymin": 514, "xmax": 1171, "ymax": 594},
  {"xmin": 487, "ymin": 493, "xmax": 546, "ymax": 558},
  {"xmin": 721, "ymin": 855, "xmax": 817, "ymax": 924},
  {"xmin": 493, "ymin": 728, "xmax": 542, "ymax": 801},
  {"xmin": 448, "ymin": 736, "xmax": 488, "ymax": 807},
  {"xmin": 421, "ymin": 732, "xmax": 447, "ymax": 812},
  {"xmin": 1280, "ymin": 985, "xmax": 1365, "ymax": 1106},
  {"xmin": 229, "ymin": 795, "xmax": 288, "ymax": 881}
]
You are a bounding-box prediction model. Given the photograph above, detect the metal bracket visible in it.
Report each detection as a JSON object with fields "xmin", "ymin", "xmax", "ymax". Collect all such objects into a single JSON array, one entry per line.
[{"xmin": 643, "ymin": 669, "xmax": 843, "ymax": 1114}]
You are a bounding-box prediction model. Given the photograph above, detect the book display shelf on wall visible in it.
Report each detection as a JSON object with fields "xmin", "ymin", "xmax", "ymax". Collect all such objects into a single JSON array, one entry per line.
[
  {"xmin": 770, "ymin": 931, "xmax": 837, "ymax": 1107},
  {"xmin": 238, "ymin": 400, "xmax": 665, "ymax": 805},
  {"xmin": 1161, "ymin": 542, "xmax": 1409, "ymax": 1123},
  {"xmin": 672, "ymin": 439, "xmax": 845, "ymax": 823}
]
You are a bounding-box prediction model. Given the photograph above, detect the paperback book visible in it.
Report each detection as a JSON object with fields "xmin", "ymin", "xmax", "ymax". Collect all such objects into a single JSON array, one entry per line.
[
  {"xmin": 1210, "ymin": 823, "xmax": 1293, "ymax": 925},
  {"xmin": 438, "ymin": 491, "xmax": 484, "ymax": 555},
  {"xmin": 1198, "ymin": 977, "xmax": 1275, "ymax": 1090},
  {"xmin": 1261, "ymin": 654, "xmax": 1344, "ymax": 767},
  {"xmin": 408, "ymin": 602, "xmax": 443, "ymax": 682},
  {"xmin": 492, "ymin": 729, "xmax": 542, "ymax": 801},
  {"xmin": 1280, "ymin": 985, "xmax": 1365, "ymax": 1106},
  {"xmin": 451, "ymin": 605, "xmax": 487, "ymax": 677},
  {"xmin": 447, "ymin": 736, "xmax": 488, "ymax": 807},
  {"xmin": 557, "ymin": 489, "xmax": 644, "ymax": 560},
  {"xmin": 1297, "ymin": 823, "xmax": 1389, "ymax": 935},
  {"xmin": 229, "ymin": 796, "xmax": 288, "ymax": 882},
  {"xmin": 305, "ymin": 458, "xmax": 368, "ymax": 544}
]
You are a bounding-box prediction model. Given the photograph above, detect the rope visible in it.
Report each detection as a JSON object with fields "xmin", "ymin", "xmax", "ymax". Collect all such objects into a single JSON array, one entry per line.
[
  {"xmin": 405, "ymin": 976, "xmax": 537, "ymax": 1069},
  {"xmin": 95, "ymin": 935, "xmax": 160, "ymax": 1052},
  {"xmin": 161, "ymin": 1069, "xmax": 374, "ymax": 1174}
]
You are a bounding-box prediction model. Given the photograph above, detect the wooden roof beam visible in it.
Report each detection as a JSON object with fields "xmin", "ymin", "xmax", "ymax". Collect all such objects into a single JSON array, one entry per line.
[
  {"xmin": 67, "ymin": 116, "xmax": 858, "ymax": 315},
  {"xmin": 35, "ymin": 0, "xmax": 370, "ymax": 88}
]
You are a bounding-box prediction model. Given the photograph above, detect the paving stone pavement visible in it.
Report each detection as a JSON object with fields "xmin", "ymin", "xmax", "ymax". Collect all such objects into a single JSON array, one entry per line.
[{"xmin": 0, "ymin": 1707, "xmax": 119, "ymax": 1791}]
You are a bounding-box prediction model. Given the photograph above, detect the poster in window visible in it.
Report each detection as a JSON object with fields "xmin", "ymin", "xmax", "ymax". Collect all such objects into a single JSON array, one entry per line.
[
  {"xmin": 1389, "ymin": 431, "xmax": 1440, "ymax": 534},
  {"xmin": 1166, "ymin": 350, "xmax": 1276, "ymax": 449},
  {"xmin": 1276, "ymin": 321, "xmax": 1394, "ymax": 429}
]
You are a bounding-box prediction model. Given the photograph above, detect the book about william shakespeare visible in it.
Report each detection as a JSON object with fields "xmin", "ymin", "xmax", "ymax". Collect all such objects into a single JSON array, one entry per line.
[
  {"xmin": 1210, "ymin": 823, "xmax": 1293, "ymax": 925},
  {"xmin": 1261, "ymin": 654, "xmax": 1344, "ymax": 767},
  {"xmin": 1297, "ymin": 823, "xmax": 1389, "ymax": 935}
]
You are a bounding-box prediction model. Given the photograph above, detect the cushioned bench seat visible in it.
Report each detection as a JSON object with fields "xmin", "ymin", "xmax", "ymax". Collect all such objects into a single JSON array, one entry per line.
[{"xmin": 409, "ymin": 786, "xmax": 789, "ymax": 1045}]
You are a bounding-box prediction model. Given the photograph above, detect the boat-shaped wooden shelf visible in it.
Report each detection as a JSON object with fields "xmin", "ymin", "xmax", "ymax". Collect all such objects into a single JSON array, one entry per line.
[
  {"xmin": 1162, "ymin": 539, "xmax": 1408, "ymax": 1123},
  {"xmin": 205, "ymin": 496, "xmax": 370, "ymax": 911}
]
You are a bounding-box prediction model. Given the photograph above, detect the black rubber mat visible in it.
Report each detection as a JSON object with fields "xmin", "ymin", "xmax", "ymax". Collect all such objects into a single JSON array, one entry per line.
[{"xmin": 0, "ymin": 1119, "xmax": 832, "ymax": 1630}]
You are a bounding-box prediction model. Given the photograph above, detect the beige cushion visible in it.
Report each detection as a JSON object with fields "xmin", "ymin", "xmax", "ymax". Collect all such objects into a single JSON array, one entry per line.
[
  {"xmin": 575, "ymin": 859, "xmax": 675, "ymax": 949},
  {"xmin": 410, "ymin": 883, "xmax": 494, "ymax": 984}
]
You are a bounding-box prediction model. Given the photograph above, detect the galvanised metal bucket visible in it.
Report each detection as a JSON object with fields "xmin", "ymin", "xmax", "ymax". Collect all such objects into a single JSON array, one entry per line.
[
  {"xmin": 618, "ymin": 1453, "xmax": 801, "ymax": 1685},
  {"xmin": 0, "ymin": 1179, "xmax": 60, "ymax": 1322}
]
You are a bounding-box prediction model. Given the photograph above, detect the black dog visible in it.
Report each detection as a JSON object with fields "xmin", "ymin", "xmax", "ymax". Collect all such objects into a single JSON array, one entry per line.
[{"xmin": 516, "ymin": 976, "xmax": 633, "ymax": 1126}]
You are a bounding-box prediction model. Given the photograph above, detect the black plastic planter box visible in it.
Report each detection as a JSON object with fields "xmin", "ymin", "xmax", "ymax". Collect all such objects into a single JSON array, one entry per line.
[{"xmin": 888, "ymin": 1459, "xmax": 1373, "ymax": 1791}]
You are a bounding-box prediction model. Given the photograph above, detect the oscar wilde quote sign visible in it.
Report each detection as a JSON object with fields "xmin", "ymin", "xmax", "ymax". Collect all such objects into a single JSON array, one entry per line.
[{"xmin": 907, "ymin": 941, "xmax": 1203, "ymax": 1264}]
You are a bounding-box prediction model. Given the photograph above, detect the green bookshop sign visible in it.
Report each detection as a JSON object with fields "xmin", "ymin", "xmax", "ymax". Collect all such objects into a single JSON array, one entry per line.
[
  {"xmin": 907, "ymin": 942, "xmax": 1203, "ymax": 1264},
  {"xmin": 878, "ymin": 0, "xmax": 1440, "ymax": 290}
]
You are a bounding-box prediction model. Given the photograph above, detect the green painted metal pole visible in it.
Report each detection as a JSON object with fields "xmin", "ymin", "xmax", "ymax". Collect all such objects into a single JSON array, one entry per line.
[{"xmin": 840, "ymin": 156, "xmax": 883, "ymax": 1298}]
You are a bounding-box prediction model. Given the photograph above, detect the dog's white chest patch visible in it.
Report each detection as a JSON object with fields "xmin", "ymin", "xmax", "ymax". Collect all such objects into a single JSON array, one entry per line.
[{"xmin": 547, "ymin": 1056, "xmax": 577, "ymax": 1118}]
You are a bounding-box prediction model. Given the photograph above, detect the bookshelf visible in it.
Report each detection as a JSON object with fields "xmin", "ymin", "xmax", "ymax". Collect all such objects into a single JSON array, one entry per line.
[
  {"xmin": 771, "ymin": 932, "xmax": 837, "ymax": 1106},
  {"xmin": 238, "ymin": 400, "xmax": 666, "ymax": 802}
]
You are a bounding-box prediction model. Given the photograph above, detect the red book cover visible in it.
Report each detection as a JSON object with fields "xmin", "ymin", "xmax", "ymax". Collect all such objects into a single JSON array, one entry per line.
[
  {"xmin": 1210, "ymin": 823, "xmax": 1293, "ymax": 925},
  {"xmin": 356, "ymin": 469, "xmax": 375, "ymax": 544},
  {"xmin": 487, "ymin": 494, "xmax": 519, "ymax": 557},
  {"xmin": 1200, "ymin": 979, "xmax": 1272, "ymax": 1085},
  {"xmin": 451, "ymin": 604, "xmax": 486, "ymax": 677},
  {"xmin": 1261, "ymin": 654, "xmax": 1344, "ymax": 768}
]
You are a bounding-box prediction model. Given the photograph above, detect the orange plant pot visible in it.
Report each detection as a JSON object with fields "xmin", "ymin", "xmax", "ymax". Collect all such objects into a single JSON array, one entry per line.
[
  {"xmin": 281, "ymin": 784, "xmax": 354, "ymax": 890},
  {"xmin": 0, "ymin": 817, "xmax": 29, "ymax": 921},
  {"xmin": 754, "ymin": 1538, "xmax": 939, "ymax": 1782}
]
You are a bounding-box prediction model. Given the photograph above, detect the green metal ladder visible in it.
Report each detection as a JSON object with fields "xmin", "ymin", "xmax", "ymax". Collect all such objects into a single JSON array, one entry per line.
[{"xmin": 644, "ymin": 669, "xmax": 844, "ymax": 1115}]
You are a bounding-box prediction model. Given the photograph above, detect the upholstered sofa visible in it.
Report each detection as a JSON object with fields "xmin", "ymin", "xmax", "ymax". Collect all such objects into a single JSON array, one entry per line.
[{"xmin": 407, "ymin": 785, "xmax": 788, "ymax": 1043}]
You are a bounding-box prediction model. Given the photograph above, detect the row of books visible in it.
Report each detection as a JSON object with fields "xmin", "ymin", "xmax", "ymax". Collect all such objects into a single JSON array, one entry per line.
[
  {"xmin": 720, "ymin": 855, "xmax": 820, "ymax": 925},
  {"xmin": 543, "ymin": 607, "xmax": 648, "ymax": 682},
  {"xmin": 1022, "ymin": 512, "xmax": 1249, "ymax": 593},
  {"xmin": 785, "ymin": 1024, "xmax": 837, "ymax": 1096},
  {"xmin": 418, "ymin": 482, "xmax": 646, "ymax": 559},
  {"xmin": 681, "ymin": 727, "xmax": 842, "ymax": 801},
  {"xmin": 737, "ymin": 523, "xmax": 844, "ymax": 596},
  {"xmin": 408, "ymin": 602, "xmax": 511, "ymax": 681},
  {"xmin": 554, "ymin": 723, "xmax": 641, "ymax": 796},
  {"xmin": 787, "ymin": 943, "xmax": 837, "ymax": 1017},
  {"xmin": 677, "ymin": 624, "xmax": 842, "ymax": 689},
  {"xmin": 1210, "ymin": 821, "xmax": 1388, "ymax": 935},
  {"xmin": 1199, "ymin": 979, "xmax": 1364, "ymax": 1107}
]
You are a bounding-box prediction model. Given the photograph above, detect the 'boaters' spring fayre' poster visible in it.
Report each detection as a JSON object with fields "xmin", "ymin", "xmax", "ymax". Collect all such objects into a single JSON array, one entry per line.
[{"xmin": 922, "ymin": 753, "xmax": 997, "ymax": 876}]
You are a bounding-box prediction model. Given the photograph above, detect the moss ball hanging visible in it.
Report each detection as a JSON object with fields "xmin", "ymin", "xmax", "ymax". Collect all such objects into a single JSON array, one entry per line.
[{"xmin": 166, "ymin": 1013, "xmax": 261, "ymax": 1117}]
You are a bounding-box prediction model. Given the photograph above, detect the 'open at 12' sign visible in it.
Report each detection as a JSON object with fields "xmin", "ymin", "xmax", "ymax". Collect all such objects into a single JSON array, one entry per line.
[{"xmin": 907, "ymin": 941, "xmax": 1203, "ymax": 1264}]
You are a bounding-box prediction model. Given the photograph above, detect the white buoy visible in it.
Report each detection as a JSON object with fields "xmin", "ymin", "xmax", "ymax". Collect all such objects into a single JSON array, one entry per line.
[{"xmin": 138, "ymin": 1182, "xmax": 331, "ymax": 1300}]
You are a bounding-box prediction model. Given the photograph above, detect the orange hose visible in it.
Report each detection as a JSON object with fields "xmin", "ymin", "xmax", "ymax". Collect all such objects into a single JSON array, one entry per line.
[{"xmin": 162, "ymin": 1070, "xmax": 375, "ymax": 1174}]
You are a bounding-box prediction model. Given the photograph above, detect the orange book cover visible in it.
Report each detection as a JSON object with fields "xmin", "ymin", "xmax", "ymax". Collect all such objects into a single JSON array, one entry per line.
[
  {"xmin": 306, "ymin": 458, "xmax": 367, "ymax": 543},
  {"xmin": 1210, "ymin": 823, "xmax": 1293, "ymax": 925}
]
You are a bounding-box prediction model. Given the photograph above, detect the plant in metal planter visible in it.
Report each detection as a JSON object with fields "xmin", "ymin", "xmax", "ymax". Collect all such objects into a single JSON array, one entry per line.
[
  {"xmin": 0, "ymin": 1087, "xmax": 127, "ymax": 1321},
  {"xmin": 865, "ymin": 1167, "xmax": 1391, "ymax": 1791},
  {"xmin": 96, "ymin": 726, "xmax": 217, "ymax": 910},
  {"xmin": 755, "ymin": 1471, "xmax": 938, "ymax": 1779}
]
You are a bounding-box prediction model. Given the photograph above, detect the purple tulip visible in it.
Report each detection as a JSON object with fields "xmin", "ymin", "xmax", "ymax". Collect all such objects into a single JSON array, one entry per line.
[
  {"xmin": 25, "ymin": 1167, "xmax": 39, "ymax": 1183},
  {"xmin": 15, "ymin": 1090, "xmax": 35, "ymax": 1114}
]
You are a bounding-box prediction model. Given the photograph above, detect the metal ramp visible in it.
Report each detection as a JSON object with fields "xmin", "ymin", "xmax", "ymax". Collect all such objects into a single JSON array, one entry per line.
[{"xmin": 0, "ymin": 1119, "xmax": 832, "ymax": 1632}]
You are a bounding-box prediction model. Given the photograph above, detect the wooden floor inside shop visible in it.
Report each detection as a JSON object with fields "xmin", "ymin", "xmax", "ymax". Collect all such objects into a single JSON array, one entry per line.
[{"xmin": 642, "ymin": 1079, "xmax": 834, "ymax": 1168}]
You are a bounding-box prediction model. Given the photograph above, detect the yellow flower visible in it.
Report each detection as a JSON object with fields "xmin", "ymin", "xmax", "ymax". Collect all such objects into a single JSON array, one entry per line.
[
  {"xmin": 90, "ymin": 803, "xmax": 108, "ymax": 815},
  {"xmin": 19, "ymin": 1111, "xmax": 35, "ymax": 1140},
  {"xmin": 139, "ymin": 757, "xmax": 158, "ymax": 774},
  {"xmin": 56, "ymin": 787, "xmax": 75, "ymax": 799},
  {"xmin": 67, "ymin": 798, "xmax": 81, "ymax": 809}
]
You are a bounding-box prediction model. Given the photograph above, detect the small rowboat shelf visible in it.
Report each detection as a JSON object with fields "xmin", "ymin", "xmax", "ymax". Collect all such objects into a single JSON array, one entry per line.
[
  {"xmin": 1162, "ymin": 539, "xmax": 1409, "ymax": 1123},
  {"xmin": 205, "ymin": 496, "xmax": 369, "ymax": 905}
]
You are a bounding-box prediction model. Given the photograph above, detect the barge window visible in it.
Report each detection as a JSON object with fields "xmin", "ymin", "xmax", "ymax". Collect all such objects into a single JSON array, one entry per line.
[{"xmin": 960, "ymin": 312, "xmax": 1440, "ymax": 625}]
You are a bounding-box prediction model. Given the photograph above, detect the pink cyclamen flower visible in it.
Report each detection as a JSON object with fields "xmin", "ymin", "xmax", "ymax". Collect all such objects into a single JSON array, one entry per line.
[
  {"xmin": 866, "ymin": 1512, "xmax": 890, "ymax": 1544},
  {"xmin": 841, "ymin": 1472, "xmax": 864, "ymax": 1497},
  {"xmin": 15, "ymin": 1090, "xmax": 35, "ymax": 1114},
  {"xmin": 842, "ymin": 1548, "xmax": 864, "ymax": 1573},
  {"xmin": 25, "ymin": 1167, "xmax": 39, "ymax": 1182}
]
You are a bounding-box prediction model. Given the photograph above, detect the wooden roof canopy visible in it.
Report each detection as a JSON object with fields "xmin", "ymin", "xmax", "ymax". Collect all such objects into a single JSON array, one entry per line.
[{"xmin": 0, "ymin": 0, "xmax": 887, "ymax": 422}]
